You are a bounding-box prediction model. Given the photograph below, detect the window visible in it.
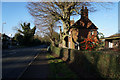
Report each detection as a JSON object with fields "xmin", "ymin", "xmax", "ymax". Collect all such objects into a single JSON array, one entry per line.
[{"xmin": 90, "ymin": 30, "xmax": 94, "ymax": 35}]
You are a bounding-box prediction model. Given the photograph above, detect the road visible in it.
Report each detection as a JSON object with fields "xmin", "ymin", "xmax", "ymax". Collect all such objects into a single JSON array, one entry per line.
[{"xmin": 2, "ymin": 45, "xmax": 47, "ymax": 80}]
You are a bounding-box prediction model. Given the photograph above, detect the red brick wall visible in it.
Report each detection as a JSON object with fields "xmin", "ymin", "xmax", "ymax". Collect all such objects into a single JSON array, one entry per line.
[
  {"xmin": 78, "ymin": 29, "xmax": 97, "ymax": 39},
  {"xmin": 105, "ymin": 40, "xmax": 109, "ymax": 48},
  {"xmin": 78, "ymin": 29, "xmax": 90, "ymax": 39}
]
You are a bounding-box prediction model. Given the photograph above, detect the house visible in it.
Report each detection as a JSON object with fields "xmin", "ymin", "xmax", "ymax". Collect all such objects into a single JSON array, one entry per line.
[
  {"xmin": 104, "ymin": 33, "xmax": 120, "ymax": 50},
  {"xmin": 59, "ymin": 6, "xmax": 99, "ymax": 50},
  {"xmin": 2, "ymin": 34, "xmax": 11, "ymax": 49}
]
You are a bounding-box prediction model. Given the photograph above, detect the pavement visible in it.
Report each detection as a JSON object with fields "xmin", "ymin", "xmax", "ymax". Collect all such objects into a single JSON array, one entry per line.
[{"xmin": 18, "ymin": 49, "xmax": 50, "ymax": 80}]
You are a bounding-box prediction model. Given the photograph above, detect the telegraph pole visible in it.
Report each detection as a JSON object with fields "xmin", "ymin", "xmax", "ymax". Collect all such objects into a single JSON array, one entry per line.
[{"xmin": 2, "ymin": 22, "xmax": 6, "ymax": 34}]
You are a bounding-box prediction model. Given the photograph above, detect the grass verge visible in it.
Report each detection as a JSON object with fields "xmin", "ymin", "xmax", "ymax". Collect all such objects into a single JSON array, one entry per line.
[{"xmin": 46, "ymin": 54, "xmax": 78, "ymax": 79}]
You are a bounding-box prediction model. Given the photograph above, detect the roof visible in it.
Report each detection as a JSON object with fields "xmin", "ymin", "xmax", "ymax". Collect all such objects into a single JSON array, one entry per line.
[
  {"xmin": 104, "ymin": 33, "xmax": 120, "ymax": 40},
  {"xmin": 109, "ymin": 33, "xmax": 120, "ymax": 37},
  {"xmin": 104, "ymin": 37, "xmax": 120, "ymax": 40},
  {"xmin": 2, "ymin": 34, "xmax": 10, "ymax": 39},
  {"xmin": 71, "ymin": 18, "xmax": 98, "ymax": 29}
]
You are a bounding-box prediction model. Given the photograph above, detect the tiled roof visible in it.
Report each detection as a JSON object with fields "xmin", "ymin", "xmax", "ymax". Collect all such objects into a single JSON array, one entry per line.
[
  {"xmin": 104, "ymin": 33, "xmax": 120, "ymax": 40},
  {"xmin": 109, "ymin": 33, "xmax": 120, "ymax": 37},
  {"xmin": 72, "ymin": 18, "xmax": 98, "ymax": 29}
]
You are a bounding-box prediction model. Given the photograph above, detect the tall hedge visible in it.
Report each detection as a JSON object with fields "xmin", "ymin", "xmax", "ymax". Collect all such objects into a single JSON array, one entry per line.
[{"xmin": 50, "ymin": 45, "xmax": 120, "ymax": 79}]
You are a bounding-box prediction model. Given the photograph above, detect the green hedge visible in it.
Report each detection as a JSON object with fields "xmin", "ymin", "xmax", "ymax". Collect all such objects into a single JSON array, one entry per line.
[
  {"xmin": 50, "ymin": 45, "xmax": 61, "ymax": 56},
  {"xmin": 50, "ymin": 45, "xmax": 120, "ymax": 79},
  {"xmin": 72, "ymin": 51, "xmax": 120, "ymax": 79}
]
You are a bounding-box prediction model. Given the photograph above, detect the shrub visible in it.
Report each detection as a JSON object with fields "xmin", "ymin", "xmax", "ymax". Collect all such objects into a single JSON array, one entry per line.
[{"xmin": 80, "ymin": 35, "xmax": 99, "ymax": 51}]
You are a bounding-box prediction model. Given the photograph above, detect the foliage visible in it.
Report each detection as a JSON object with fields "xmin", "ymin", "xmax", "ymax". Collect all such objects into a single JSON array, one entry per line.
[
  {"xmin": 32, "ymin": 38, "xmax": 41, "ymax": 46},
  {"xmin": 39, "ymin": 31, "xmax": 60, "ymax": 46},
  {"xmin": 13, "ymin": 33, "xmax": 23, "ymax": 45},
  {"xmin": 98, "ymin": 32, "xmax": 104, "ymax": 39},
  {"xmin": 80, "ymin": 35, "xmax": 98, "ymax": 51},
  {"xmin": 50, "ymin": 45, "xmax": 120, "ymax": 79},
  {"xmin": 17, "ymin": 22, "xmax": 36, "ymax": 46},
  {"xmin": 96, "ymin": 32, "xmax": 105, "ymax": 48}
]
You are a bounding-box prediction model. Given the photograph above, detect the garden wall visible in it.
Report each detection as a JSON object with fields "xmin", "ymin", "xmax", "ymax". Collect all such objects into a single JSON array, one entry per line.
[{"xmin": 50, "ymin": 45, "xmax": 120, "ymax": 79}]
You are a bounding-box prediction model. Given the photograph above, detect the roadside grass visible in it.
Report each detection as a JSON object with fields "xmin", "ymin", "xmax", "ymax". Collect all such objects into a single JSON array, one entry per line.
[{"xmin": 46, "ymin": 54, "xmax": 78, "ymax": 79}]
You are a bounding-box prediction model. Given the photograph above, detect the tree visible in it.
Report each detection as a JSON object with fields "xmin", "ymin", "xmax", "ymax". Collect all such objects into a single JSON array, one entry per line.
[
  {"xmin": 13, "ymin": 33, "xmax": 23, "ymax": 45},
  {"xmin": 98, "ymin": 32, "xmax": 104, "ymax": 39},
  {"xmin": 17, "ymin": 22, "xmax": 36, "ymax": 45},
  {"xmin": 36, "ymin": 18, "xmax": 60, "ymax": 46},
  {"xmin": 27, "ymin": 2, "xmax": 112, "ymax": 46},
  {"xmin": 40, "ymin": 27, "xmax": 60, "ymax": 46},
  {"xmin": 46, "ymin": 30, "xmax": 60, "ymax": 46}
]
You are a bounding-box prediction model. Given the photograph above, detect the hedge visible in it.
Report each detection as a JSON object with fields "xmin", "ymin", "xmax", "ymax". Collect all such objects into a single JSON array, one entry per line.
[{"xmin": 50, "ymin": 45, "xmax": 120, "ymax": 79}]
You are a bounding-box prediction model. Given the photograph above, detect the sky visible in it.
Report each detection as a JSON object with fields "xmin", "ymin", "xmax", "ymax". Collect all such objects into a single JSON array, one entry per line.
[
  {"xmin": 2, "ymin": 2, "xmax": 34, "ymax": 37},
  {"xmin": 1, "ymin": 2, "xmax": 119, "ymax": 37},
  {"xmin": 119, "ymin": 1, "xmax": 120, "ymax": 33}
]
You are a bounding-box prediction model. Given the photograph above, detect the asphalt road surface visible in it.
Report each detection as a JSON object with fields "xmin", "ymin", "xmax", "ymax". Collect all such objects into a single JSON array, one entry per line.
[{"xmin": 2, "ymin": 45, "xmax": 47, "ymax": 80}]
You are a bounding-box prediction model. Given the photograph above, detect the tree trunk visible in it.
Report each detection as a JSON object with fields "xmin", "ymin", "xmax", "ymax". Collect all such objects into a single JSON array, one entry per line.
[
  {"xmin": 50, "ymin": 38, "xmax": 55, "ymax": 46},
  {"xmin": 61, "ymin": 11, "xmax": 71, "ymax": 48}
]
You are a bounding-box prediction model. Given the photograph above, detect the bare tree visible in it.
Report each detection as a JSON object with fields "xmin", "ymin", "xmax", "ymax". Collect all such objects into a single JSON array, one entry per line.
[
  {"xmin": 27, "ymin": 2, "xmax": 112, "ymax": 46},
  {"xmin": 34, "ymin": 15, "xmax": 60, "ymax": 46}
]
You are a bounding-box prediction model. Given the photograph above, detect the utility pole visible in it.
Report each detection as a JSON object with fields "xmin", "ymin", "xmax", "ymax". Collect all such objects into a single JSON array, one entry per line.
[
  {"xmin": 2, "ymin": 22, "xmax": 6, "ymax": 39},
  {"xmin": 2, "ymin": 22, "xmax": 6, "ymax": 34}
]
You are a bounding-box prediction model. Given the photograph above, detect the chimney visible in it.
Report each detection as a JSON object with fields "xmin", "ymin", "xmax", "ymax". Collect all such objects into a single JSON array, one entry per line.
[{"xmin": 81, "ymin": 6, "xmax": 88, "ymax": 19}]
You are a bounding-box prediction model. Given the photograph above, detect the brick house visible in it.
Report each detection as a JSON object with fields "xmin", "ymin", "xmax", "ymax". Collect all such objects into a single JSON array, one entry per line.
[
  {"xmin": 60, "ymin": 6, "xmax": 99, "ymax": 49},
  {"xmin": 105, "ymin": 33, "xmax": 120, "ymax": 50}
]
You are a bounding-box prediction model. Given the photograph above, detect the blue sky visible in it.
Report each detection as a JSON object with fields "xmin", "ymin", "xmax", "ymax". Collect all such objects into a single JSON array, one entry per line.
[
  {"xmin": 118, "ymin": 2, "xmax": 120, "ymax": 33},
  {"xmin": 1, "ymin": 2, "xmax": 119, "ymax": 37},
  {"xmin": 2, "ymin": 2, "xmax": 34, "ymax": 37}
]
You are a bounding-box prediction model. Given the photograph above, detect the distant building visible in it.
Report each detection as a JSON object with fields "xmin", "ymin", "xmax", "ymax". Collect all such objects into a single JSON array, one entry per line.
[
  {"xmin": 2, "ymin": 34, "xmax": 11, "ymax": 49},
  {"xmin": 59, "ymin": 6, "xmax": 99, "ymax": 49},
  {"xmin": 104, "ymin": 33, "xmax": 120, "ymax": 50}
]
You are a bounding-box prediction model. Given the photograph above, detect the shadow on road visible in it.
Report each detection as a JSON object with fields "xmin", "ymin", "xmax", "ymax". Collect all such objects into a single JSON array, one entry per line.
[{"xmin": 18, "ymin": 51, "xmax": 50, "ymax": 80}]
